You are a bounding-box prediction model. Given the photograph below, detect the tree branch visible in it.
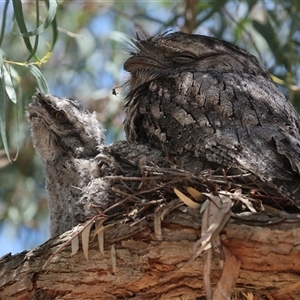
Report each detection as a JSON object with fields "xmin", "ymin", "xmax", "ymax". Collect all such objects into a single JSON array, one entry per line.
[{"xmin": 1, "ymin": 207, "xmax": 300, "ymax": 299}]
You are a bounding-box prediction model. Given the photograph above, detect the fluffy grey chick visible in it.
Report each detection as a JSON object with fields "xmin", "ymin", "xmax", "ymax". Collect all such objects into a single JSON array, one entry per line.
[
  {"xmin": 124, "ymin": 32, "xmax": 300, "ymax": 207},
  {"xmin": 26, "ymin": 92, "xmax": 105, "ymax": 236}
]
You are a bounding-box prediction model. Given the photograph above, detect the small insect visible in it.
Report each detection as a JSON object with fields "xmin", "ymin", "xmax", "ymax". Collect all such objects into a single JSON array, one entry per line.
[{"xmin": 112, "ymin": 87, "xmax": 118, "ymax": 96}]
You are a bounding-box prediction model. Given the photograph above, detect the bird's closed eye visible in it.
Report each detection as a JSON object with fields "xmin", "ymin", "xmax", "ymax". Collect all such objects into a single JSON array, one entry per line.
[{"xmin": 53, "ymin": 111, "xmax": 67, "ymax": 122}]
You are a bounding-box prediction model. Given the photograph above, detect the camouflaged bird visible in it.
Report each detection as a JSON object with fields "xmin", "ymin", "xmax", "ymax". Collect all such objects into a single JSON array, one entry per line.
[
  {"xmin": 26, "ymin": 93, "xmax": 106, "ymax": 236},
  {"xmin": 123, "ymin": 32, "xmax": 300, "ymax": 207}
]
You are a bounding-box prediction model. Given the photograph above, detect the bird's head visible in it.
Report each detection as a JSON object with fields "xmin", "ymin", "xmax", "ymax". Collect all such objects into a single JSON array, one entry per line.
[
  {"xmin": 26, "ymin": 92, "xmax": 105, "ymax": 162},
  {"xmin": 124, "ymin": 31, "xmax": 270, "ymax": 92}
]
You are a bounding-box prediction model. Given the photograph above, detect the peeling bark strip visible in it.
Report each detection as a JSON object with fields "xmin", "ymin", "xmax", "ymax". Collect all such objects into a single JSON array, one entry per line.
[{"xmin": 1, "ymin": 209, "xmax": 300, "ymax": 300}]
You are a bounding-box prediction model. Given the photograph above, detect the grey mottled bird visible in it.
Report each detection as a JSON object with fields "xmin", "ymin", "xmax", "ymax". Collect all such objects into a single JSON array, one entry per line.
[
  {"xmin": 123, "ymin": 32, "xmax": 300, "ymax": 206},
  {"xmin": 27, "ymin": 93, "xmax": 106, "ymax": 236}
]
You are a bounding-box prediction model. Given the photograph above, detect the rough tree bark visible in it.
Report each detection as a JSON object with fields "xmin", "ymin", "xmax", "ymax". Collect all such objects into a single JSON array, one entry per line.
[{"xmin": 1, "ymin": 206, "xmax": 300, "ymax": 300}]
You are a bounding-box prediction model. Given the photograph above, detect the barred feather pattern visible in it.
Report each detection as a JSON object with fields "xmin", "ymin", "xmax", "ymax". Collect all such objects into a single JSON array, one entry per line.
[{"xmin": 124, "ymin": 32, "xmax": 300, "ymax": 206}]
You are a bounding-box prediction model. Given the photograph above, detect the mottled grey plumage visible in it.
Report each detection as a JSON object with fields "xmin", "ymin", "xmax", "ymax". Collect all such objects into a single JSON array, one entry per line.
[
  {"xmin": 124, "ymin": 32, "xmax": 300, "ymax": 206},
  {"xmin": 26, "ymin": 93, "xmax": 173, "ymax": 236},
  {"xmin": 26, "ymin": 93, "xmax": 106, "ymax": 236}
]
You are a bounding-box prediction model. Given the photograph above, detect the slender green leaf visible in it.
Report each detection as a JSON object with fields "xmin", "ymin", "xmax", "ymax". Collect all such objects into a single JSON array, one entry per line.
[
  {"xmin": 17, "ymin": 0, "xmax": 58, "ymax": 37},
  {"xmin": 50, "ymin": 12, "xmax": 58, "ymax": 50},
  {"xmin": 12, "ymin": 0, "xmax": 35, "ymax": 57},
  {"xmin": 0, "ymin": 0, "xmax": 10, "ymax": 47},
  {"xmin": 2, "ymin": 65, "xmax": 17, "ymax": 103},
  {"xmin": 0, "ymin": 50, "xmax": 11, "ymax": 158},
  {"xmin": 0, "ymin": 49, "xmax": 3, "ymax": 68},
  {"xmin": 26, "ymin": 0, "xmax": 40, "ymax": 62},
  {"xmin": 0, "ymin": 74, "xmax": 10, "ymax": 161},
  {"xmin": 252, "ymin": 20, "xmax": 278, "ymax": 51},
  {"xmin": 289, "ymin": 2, "xmax": 300, "ymax": 37},
  {"xmin": 26, "ymin": 65, "xmax": 49, "ymax": 94},
  {"xmin": 44, "ymin": 0, "xmax": 59, "ymax": 50}
]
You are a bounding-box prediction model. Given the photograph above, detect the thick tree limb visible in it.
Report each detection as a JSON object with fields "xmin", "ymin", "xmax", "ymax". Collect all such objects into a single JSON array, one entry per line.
[{"xmin": 1, "ymin": 207, "xmax": 300, "ymax": 300}]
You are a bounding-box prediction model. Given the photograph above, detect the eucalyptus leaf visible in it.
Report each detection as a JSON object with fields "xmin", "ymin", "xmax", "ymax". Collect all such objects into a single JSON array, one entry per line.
[
  {"xmin": 12, "ymin": 0, "xmax": 34, "ymax": 57},
  {"xmin": 0, "ymin": 0, "xmax": 10, "ymax": 47},
  {"xmin": 0, "ymin": 49, "xmax": 3, "ymax": 68},
  {"xmin": 3, "ymin": 65, "xmax": 17, "ymax": 103},
  {"xmin": 17, "ymin": 0, "xmax": 58, "ymax": 38},
  {"xmin": 0, "ymin": 75, "xmax": 10, "ymax": 161},
  {"xmin": 26, "ymin": 65, "xmax": 49, "ymax": 94}
]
